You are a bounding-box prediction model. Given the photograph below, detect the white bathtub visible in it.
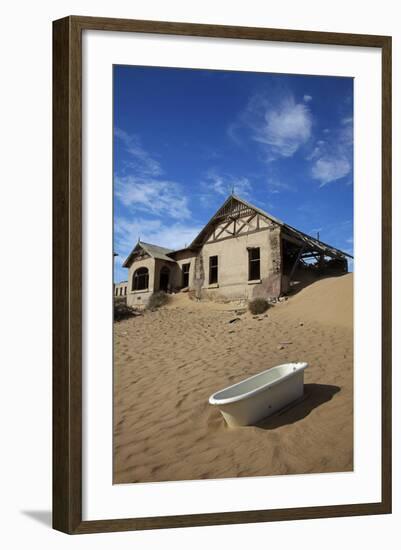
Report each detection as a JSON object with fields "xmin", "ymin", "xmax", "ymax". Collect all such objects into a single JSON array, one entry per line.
[{"xmin": 209, "ymin": 362, "xmax": 308, "ymax": 427}]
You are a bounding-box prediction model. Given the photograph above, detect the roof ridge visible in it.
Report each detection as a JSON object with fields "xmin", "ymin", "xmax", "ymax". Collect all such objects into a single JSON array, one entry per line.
[
  {"xmin": 122, "ymin": 240, "xmax": 176, "ymax": 267},
  {"xmin": 139, "ymin": 240, "xmax": 174, "ymax": 251}
]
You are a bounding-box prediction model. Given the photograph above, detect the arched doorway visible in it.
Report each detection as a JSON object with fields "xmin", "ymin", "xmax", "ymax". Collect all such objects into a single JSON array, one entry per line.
[{"xmin": 159, "ymin": 266, "xmax": 170, "ymax": 292}]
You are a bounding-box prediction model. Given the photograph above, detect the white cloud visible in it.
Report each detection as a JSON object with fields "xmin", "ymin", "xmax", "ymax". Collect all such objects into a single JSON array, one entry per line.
[
  {"xmin": 229, "ymin": 93, "xmax": 313, "ymax": 160},
  {"xmin": 236, "ymin": 93, "xmax": 313, "ymax": 160},
  {"xmin": 339, "ymin": 119, "xmax": 353, "ymax": 146},
  {"xmin": 115, "ymin": 176, "xmax": 191, "ymax": 220},
  {"xmin": 113, "ymin": 129, "xmax": 197, "ymax": 276},
  {"xmin": 115, "ymin": 128, "xmax": 163, "ymax": 176},
  {"xmin": 312, "ymin": 158, "xmax": 351, "ymax": 187},
  {"xmin": 306, "ymin": 140, "xmax": 326, "ymax": 161},
  {"xmin": 255, "ymin": 97, "xmax": 312, "ymax": 158},
  {"xmin": 267, "ymin": 178, "xmax": 293, "ymax": 194},
  {"xmin": 310, "ymin": 117, "xmax": 353, "ymax": 186},
  {"xmin": 226, "ymin": 122, "xmax": 243, "ymax": 146},
  {"xmin": 114, "ymin": 216, "xmax": 201, "ymax": 260},
  {"xmin": 114, "ymin": 216, "xmax": 162, "ymax": 252},
  {"xmin": 303, "ymin": 94, "xmax": 313, "ymax": 102},
  {"xmin": 202, "ymin": 170, "xmax": 252, "ymax": 198}
]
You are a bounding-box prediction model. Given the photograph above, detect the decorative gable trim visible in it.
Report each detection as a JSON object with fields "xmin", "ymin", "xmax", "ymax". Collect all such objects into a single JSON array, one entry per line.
[{"xmin": 191, "ymin": 195, "xmax": 279, "ymax": 247}]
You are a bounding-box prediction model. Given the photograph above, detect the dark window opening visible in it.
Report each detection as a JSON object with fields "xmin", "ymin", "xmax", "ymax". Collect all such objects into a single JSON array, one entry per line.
[
  {"xmin": 209, "ymin": 256, "xmax": 218, "ymax": 284},
  {"xmin": 182, "ymin": 263, "xmax": 190, "ymax": 287},
  {"xmin": 124, "ymin": 286, "xmax": 127, "ymax": 295},
  {"xmin": 133, "ymin": 267, "xmax": 149, "ymax": 291},
  {"xmin": 248, "ymin": 247, "xmax": 260, "ymax": 281}
]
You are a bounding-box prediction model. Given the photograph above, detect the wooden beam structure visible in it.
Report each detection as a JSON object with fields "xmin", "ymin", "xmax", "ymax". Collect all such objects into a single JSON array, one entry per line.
[{"xmin": 288, "ymin": 247, "xmax": 305, "ymax": 281}]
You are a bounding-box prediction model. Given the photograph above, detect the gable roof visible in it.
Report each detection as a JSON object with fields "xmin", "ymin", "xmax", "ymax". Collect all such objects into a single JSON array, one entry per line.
[
  {"xmin": 190, "ymin": 194, "xmax": 353, "ymax": 260},
  {"xmin": 189, "ymin": 194, "xmax": 281, "ymax": 248},
  {"xmin": 122, "ymin": 241, "xmax": 176, "ymax": 268}
]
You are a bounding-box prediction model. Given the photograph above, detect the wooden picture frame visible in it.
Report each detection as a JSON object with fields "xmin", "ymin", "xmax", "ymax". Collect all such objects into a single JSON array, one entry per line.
[{"xmin": 53, "ymin": 15, "xmax": 392, "ymax": 534}]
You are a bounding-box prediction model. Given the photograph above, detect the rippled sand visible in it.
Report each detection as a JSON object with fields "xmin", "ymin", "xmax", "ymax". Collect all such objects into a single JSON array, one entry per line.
[{"xmin": 113, "ymin": 274, "xmax": 353, "ymax": 483}]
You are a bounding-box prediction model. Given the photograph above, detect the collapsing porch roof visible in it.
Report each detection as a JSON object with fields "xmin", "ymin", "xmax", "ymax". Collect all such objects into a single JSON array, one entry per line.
[{"xmin": 280, "ymin": 221, "xmax": 353, "ymax": 260}]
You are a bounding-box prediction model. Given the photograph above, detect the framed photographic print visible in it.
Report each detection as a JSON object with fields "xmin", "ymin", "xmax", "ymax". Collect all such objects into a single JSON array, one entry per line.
[{"xmin": 53, "ymin": 16, "xmax": 392, "ymax": 534}]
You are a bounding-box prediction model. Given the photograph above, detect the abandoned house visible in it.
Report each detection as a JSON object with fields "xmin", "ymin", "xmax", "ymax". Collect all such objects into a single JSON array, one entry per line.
[
  {"xmin": 114, "ymin": 281, "xmax": 128, "ymax": 298},
  {"xmin": 120, "ymin": 194, "xmax": 352, "ymax": 307}
]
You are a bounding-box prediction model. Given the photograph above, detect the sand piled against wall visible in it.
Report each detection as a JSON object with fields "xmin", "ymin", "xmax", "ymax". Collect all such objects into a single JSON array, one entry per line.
[{"xmin": 277, "ymin": 273, "xmax": 353, "ymax": 330}]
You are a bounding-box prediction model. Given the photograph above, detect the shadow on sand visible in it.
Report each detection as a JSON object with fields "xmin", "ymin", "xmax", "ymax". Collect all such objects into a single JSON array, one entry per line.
[{"xmin": 255, "ymin": 383, "xmax": 341, "ymax": 430}]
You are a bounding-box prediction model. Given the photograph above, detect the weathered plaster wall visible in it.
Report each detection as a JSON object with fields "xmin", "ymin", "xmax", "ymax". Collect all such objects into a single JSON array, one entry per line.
[
  {"xmin": 251, "ymin": 227, "xmax": 282, "ymax": 300},
  {"xmin": 126, "ymin": 257, "xmax": 155, "ymax": 308},
  {"xmin": 153, "ymin": 259, "xmax": 177, "ymax": 291},
  {"xmin": 169, "ymin": 250, "xmax": 197, "ymax": 289},
  {"xmin": 195, "ymin": 225, "xmax": 282, "ymax": 301}
]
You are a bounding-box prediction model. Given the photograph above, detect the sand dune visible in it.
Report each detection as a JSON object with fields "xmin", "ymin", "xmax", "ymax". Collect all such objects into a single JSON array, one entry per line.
[
  {"xmin": 279, "ymin": 274, "xmax": 353, "ymax": 330},
  {"xmin": 113, "ymin": 273, "xmax": 353, "ymax": 483}
]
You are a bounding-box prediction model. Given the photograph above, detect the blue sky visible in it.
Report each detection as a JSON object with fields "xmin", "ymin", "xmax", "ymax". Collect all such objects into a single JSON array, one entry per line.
[{"xmin": 114, "ymin": 65, "xmax": 353, "ymax": 282}]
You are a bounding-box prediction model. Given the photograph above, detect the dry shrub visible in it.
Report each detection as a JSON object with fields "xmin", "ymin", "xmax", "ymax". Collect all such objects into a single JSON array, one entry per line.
[
  {"xmin": 114, "ymin": 300, "xmax": 138, "ymax": 322},
  {"xmin": 248, "ymin": 297, "xmax": 269, "ymax": 315},
  {"xmin": 146, "ymin": 291, "xmax": 169, "ymax": 311}
]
